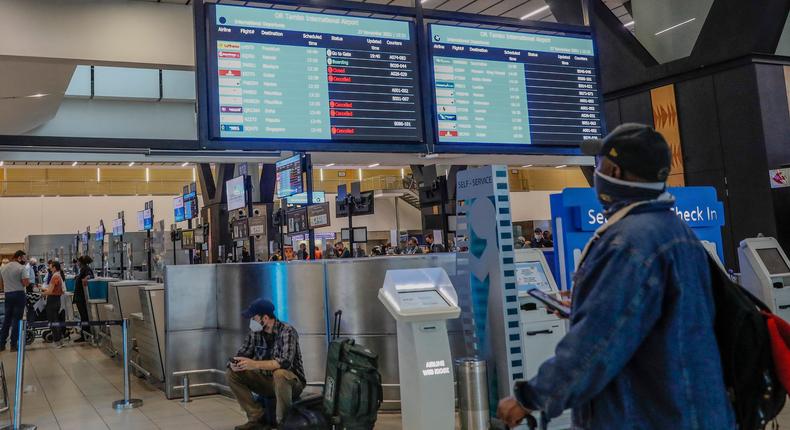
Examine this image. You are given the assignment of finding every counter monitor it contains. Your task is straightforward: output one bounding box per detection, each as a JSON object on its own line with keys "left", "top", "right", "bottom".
{"left": 276, "top": 155, "right": 304, "bottom": 198}
{"left": 184, "top": 191, "right": 198, "bottom": 220}
{"left": 174, "top": 196, "right": 185, "bottom": 222}
{"left": 226, "top": 175, "right": 247, "bottom": 211}
{"left": 429, "top": 24, "right": 602, "bottom": 147}
{"left": 207, "top": 4, "right": 423, "bottom": 143}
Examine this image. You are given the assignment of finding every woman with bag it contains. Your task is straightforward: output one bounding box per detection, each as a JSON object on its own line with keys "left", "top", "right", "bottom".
{"left": 42, "top": 261, "right": 65, "bottom": 348}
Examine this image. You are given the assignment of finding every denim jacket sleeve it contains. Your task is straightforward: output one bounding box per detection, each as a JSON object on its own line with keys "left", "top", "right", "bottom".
{"left": 514, "top": 242, "right": 665, "bottom": 418}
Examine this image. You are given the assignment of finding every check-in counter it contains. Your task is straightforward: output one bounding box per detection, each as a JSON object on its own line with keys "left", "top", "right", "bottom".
{"left": 104, "top": 281, "right": 155, "bottom": 356}
{"left": 135, "top": 285, "right": 166, "bottom": 383}
{"left": 85, "top": 277, "right": 117, "bottom": 349}
{"left": 65, "top": 276, "right": 76, "bottom": 293}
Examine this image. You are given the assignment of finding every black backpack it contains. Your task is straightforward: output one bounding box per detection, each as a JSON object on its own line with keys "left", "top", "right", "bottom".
{"left": 323, "top": 311, "right": 383, "bottom": 430}
{"left": 281, "top": 394, "right": 329, "bottom": 430}
{"left": 708, "top": 254, "right": 787, "bottom": 429}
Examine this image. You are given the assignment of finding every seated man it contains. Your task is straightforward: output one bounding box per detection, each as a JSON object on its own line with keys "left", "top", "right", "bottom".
{"left": 227, "top": 298, "right": 306, "bottom": 430}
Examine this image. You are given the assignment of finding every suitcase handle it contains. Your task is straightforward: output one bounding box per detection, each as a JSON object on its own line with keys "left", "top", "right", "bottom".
{"left": 333, "top": 310, "right": 343, "bottom": 340}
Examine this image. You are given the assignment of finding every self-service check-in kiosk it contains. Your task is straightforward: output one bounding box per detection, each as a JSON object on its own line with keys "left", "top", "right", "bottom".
{"left": 514, "top": 249, "right": 571, "bottom": 429}
{"left": 378, "top": 268, "right": 461, "bottom": 430}
{"left": 738, "top": 237, "right": 790, "bottom": 321}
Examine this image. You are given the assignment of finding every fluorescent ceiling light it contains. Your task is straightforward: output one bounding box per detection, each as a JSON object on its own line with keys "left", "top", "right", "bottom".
{"left": 368, "top": 163, "right": 380, "bottom": 168}
{"left": 96, "top": 167, "right": 101, "bottom": 182}
{"left": 325, "top": 163, "right": 336, "bottom": 167}
{"left": 0, "top": 161, "right": 3, "bottom": 167}
{"left": 320, "top": 168, "right": 324, "bottom": 181}
{"left": 26, "top": 93, "right": 48, "bottom": 98}
{"left": 624, "top": 21, "right": 635, "bottom": 28}
{"left": 128, "top": 162, "right": 135, "bottom": 167}
{"left": 555, "top": 164, "right": 567, "bottom": 169}
{"left": 520, "top": 5, "right": 550, "bottom": 20}
{"left": 521, "top": 164, "right": 533, "bottom": 168}
{"left": 655, "top": 17, "right": 695, "bottom": 36}
{"left": 145, "top": 167, "right": 150, "bottom": 182}
{"left": 181, "top": 162, "right": 189, "bottom": 167}
{"left": 72, "top": 161, "right": 78, "bottom": 167}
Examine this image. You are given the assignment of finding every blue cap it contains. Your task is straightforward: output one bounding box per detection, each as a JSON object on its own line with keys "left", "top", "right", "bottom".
{"left": 242, "top": 298, "right": 275, "bottom": 319}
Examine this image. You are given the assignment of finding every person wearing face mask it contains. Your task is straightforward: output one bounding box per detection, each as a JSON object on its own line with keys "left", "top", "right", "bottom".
{"left": 530, "top": 228, "right": 545, "bottom": 248}
{"left": 0, "top": 251, "right": 31, "bottom": 352}
{"left": 227, "top": 298, "right": 306, "bottom": 430}
{"left": 497, "top": 123, "right": 734, "bottom": 429}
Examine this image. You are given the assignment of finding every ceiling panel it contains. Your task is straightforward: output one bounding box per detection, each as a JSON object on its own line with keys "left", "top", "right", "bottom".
{"left": 477, "top": 0, "right": 531, "bottom": 17}
{"left": 500, "top": 0, "right": 549, "bottom": 20}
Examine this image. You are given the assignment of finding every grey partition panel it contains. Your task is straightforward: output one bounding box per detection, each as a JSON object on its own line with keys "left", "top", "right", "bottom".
{"left": 166, "top": 329, "right": 221, "bottom": 398}
{"left": 215, "top": 261, "right": 327, "bottom": 335}
{"left": 325, "top": 255, "right": 457, "bottom": 336}
{"left": 108, "top": 281, "right": 151, "bottom": 356}
{"left": 166, "top": 264, "right": 218, "bottom": 331}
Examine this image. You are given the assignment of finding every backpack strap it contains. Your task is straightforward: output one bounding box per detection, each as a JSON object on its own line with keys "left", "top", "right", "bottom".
{"left": 576, "top": 200, "right": 652, "bottom": 268}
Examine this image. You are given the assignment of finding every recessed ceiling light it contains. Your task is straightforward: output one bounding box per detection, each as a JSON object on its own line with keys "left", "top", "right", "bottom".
{"left": 368, "top": 163, "right": 380, "bottom": 168}
{"left": 181, "top": 162, "right": 189, "bottom": 167}
{"left": 72, "top": 161, "right": 78, "bottom": 167}
{"left": 128, "top": 162, "right": 135, "bottom": 167}
{"left": 520, "top": 5, "right": 550, "bottom": 20}
{"left": 624, "top": 21, "right": 635, "bottom": 28}
{"left": 655, "top": 17, "right": 695, "bottom": 36}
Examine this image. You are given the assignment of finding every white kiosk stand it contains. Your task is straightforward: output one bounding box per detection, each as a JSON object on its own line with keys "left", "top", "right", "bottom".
{"left": 514, "top": 249, "right": 571, "bottom": 429}
{"left": 738, "top": 237, "right": 790, "bottom": 321}
{"left": 378, "top": 268, "right": 461, "bottom": 430}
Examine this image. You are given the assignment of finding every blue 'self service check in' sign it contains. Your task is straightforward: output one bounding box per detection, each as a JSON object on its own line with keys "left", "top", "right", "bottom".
{"left": 207, "top": 4, "right": 422, "bottom": 142}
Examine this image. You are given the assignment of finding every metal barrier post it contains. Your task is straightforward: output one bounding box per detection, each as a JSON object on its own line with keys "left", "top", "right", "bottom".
{"left": 112, "top": 319, "right": 142, "bottom": 410}
{"left": 181, "top": 375, "right": 191, "bottom": 403}
{"left": 0, "top": 320, "right": 35, "bottom": 430}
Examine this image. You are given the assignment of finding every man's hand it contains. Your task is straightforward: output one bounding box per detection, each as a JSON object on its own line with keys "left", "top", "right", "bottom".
{"left": 497, "top": 397, "right": 531, "bottom": 428}
{"left": 231, "top": 357, "right": 281, "bottom": 372}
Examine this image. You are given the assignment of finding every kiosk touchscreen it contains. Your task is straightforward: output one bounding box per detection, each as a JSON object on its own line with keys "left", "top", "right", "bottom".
{"left": 378, "top": 268, "right": 460, "bottom": 430}
{"left": 738, "top": 237, "right": 790, "bottom": 320}
{"left": 514, "top": 248, "right": 571, "bottom": 429}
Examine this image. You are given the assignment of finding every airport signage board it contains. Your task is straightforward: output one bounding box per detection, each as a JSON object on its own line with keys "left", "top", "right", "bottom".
{"left": 428, "top": 24, "right": 601, "bottom": 148}
{"left": 307, "top": 202, "right": 331, "bottom": 229}
{"left": 550, "top": 186, "right": 725, "bottom": 291}
{"left": 206, "top": 4, "right": 422, "bottom": 144}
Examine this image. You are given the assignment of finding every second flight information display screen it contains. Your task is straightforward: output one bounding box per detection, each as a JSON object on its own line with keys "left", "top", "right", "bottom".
{"left": 207, "top": 4, "right": 423, "bottom": 142}
{"left": 429, "top": 24, "right": 602, "bottom": 146}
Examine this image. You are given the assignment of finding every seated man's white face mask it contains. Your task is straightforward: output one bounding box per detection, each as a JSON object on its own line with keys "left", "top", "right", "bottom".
{"left": 249, "top": 318, "right": 264, "bottom": 333}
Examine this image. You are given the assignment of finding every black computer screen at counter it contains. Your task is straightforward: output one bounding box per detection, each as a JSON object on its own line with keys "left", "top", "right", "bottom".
{"left": 206, "top": 4, "right": 423, "bottom": 143}
{"left": 429, "top": 24, "right": 602, "bottom": 146}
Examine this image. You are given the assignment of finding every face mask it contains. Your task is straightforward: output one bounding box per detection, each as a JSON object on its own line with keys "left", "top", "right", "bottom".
{"left": 534, "top": 234, "right": 542, "bottom": 240}
{"left": 594, "top": 171, "right": 666, "bottom": 212}
{"left": 249, "top": 318, "right": 264, "bottom": 333}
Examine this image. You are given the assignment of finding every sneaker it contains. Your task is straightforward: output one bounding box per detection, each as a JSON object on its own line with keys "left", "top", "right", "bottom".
{"left": 234, "top": 421, "right": 265, "bottom": 430}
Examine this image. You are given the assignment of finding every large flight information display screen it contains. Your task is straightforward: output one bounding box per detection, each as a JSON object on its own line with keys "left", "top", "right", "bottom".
{"left": 429, "top": 24, "right": 602, "bottom": 147}
{"left": 207, "top": 4, "right": 423, "bottom": 142}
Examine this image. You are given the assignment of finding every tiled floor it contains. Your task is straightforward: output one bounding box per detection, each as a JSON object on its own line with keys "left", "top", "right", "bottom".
{"left": 0, "top": 342, "right": 407, "bottom": 430}
{"left": 2, "top": 341, "right": 784, "bottom": 430}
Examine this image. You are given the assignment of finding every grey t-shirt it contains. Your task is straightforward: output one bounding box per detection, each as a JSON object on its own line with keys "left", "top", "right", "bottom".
{"left": 0, "top": 262, "right": 29, "bottom": 293}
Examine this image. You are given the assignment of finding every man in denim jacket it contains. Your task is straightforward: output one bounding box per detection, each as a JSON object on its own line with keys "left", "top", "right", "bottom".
{"left": 498, "top": 124, "right": 735, "bottom": 429}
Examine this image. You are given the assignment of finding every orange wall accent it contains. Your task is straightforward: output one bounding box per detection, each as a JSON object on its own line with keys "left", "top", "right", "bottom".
{"left": 650, "top": 84, "right": 685, "bottom": 186}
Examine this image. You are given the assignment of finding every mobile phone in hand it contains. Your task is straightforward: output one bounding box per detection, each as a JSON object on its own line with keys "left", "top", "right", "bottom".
{"left": 527, "top": 288, "right": 571, "bottom": 318}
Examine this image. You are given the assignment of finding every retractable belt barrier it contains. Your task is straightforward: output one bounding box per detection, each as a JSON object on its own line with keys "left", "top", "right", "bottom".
{"left": 1, "top": 319, "right": 143, "bottom": 430}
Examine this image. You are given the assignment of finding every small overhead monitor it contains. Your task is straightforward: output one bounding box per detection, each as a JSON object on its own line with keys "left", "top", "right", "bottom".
{"left": 515, "top": 261, "right": 552, "bottom": 293}
{"left": 336, "top": 190, "right": 375, "bottom": 217}
{"left": 173, "top": 196, "right": 185, "bottom": 222}
{"left": 341, "top": 227, "right": 368, "bottom": 243}
{"left": 112, "top": 218, "right": 124, "bottom": 237}
{"left": 137, "top": 210, "right": 145, "bottom": 230}
{"left": 757, "top": 248, "right": 790, "bottom": 275}
{"left": 287, "top": 191, "right": 326, "bottom": 206}
{"left": 183, "top": 190, "right": 198, "bottom": 220}
{"left": 286, "top": 207, "right": 308, "bottom": 234}
{"left": 181, "top": 230, "right": 196, "bottom": 250}
{"left": 275, "top": 154, "right": 304, "bottom": 198}
{"left": 96, "top": 223, "right": 105, "bottom": 242}
{"left": 226, "top": 175, "right": 247, "bottom": 211}
{"left": 81, "top": 231, "right": 89, "bottom": 244}
{"left": 143, "top": 208, "right": 153, "bottom": 231}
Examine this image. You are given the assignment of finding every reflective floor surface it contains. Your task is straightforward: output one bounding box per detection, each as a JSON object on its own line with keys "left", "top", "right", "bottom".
{"left": 0, "top": 343, "right": 408, "bottom": 430}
